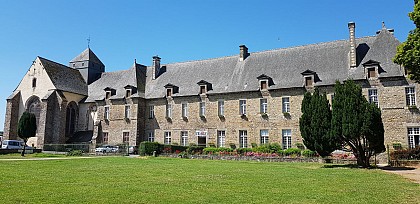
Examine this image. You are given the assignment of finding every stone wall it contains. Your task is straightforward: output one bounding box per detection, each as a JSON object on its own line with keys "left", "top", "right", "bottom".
{"left": 3, "top": 91, "right": 21, "bottom": 140}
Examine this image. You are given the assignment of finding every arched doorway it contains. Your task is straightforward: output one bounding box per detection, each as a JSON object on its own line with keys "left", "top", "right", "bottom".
{"left": 26, "top": 96, "right": 41, "bottom": 132}
{"left": 65, "top": 102, "right": 78, "bottom": 138}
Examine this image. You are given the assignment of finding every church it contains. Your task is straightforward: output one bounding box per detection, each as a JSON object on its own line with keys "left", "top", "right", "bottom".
{"left": 3, "top": 22, "right": 420, "bottom": 151}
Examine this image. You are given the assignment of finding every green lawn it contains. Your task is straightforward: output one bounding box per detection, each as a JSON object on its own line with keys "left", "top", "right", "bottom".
{"left": 0, "top": 157, "right": 418, "bottom": 204}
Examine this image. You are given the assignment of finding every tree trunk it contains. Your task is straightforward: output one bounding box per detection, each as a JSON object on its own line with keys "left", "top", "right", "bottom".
{"left": 356, "top": 152, "right": 370, "bottom": 168}
{"left": 21, "top": 140, "right": 26, "bottom": 157}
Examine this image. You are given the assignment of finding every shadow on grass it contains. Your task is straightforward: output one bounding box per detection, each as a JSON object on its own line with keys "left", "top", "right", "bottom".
{"left": 322, "top": 164, "right": 360, "bottom": 169}
{"left": 378, "top": 166, "right": 416, "bottom": 171}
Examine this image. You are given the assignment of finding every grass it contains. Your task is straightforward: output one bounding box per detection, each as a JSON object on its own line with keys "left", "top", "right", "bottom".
{"left": 0, "top": 153, "right": 66, "bottom": 159}
{"left": 0, "top": 157, "right": 418, "bottom": 204}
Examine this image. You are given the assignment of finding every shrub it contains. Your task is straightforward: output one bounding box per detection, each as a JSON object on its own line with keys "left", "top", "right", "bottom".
{"left": 229, "top": 143, "right": 236, "bottom": 149}
{"left": 284, "top": 148, "right": 302, "bottom": 156}
{"left": 251, "top": 143, "right": 258, "bottom": 148}
{"left": 236, "top": 148, "right": 253, "bottom": 155}
{"left": 295, "top": 143, "right": 305, "bottom": 150}
{"left": 187, "top": 146, "right": 205, "bottom": 155}
{"left": 217, "top": 147, "right": 233, "bottom": 153}
{"left": 391, "top": 147, "right": 420, "bottom": 160}
{"left": 139, "top": 142, "right": 161, "bottom": 156}
{"left": 66, "top": 150, "right": 83, "bottom": 156}
{"left": 302, "top": 149, "right": 316, "bottom": 157}
{"left": 392, "top": 143, "right": 402, "bottom": 150}
{"left": 268, "top": 143, "right": 282, "bottom": 153}
{"left": 208, "top": 143, "right": 216, "bottom": 147}
{"left": 203, "top": 147, "right": 218, "bottom": 154}
{"left": 253, "top": 144, "right": 273, "bottom": 153}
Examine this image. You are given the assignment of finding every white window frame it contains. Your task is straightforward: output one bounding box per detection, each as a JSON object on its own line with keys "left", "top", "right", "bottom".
{"left": 125, "top": 89, "right": 131, "bottom": 98}
{"left": 199, "top": 101, "right": 206, "bottom": 117}
{"left": 408, "top": 127, "right": 420, "bottom": 148}
{"left": 239, "top": 99, "right": 247, "bottom": 115}
{"left": 239, "top": 130, "right": 248, "bottom": 148}
{"left": 123, "top": 132, "right": 130, "bottom": 143}
{"left": 368, "top": 89, "right": 379, "bottom": 107}
{"left": 148, "top": 105, "right": 154, "bottom": 119}
{"left": 124, "top": 105, "right": 131, "bottom": 119}
{"left": 218, "top": 100, "right": 224, "bottom": 116}
{"left": 103, "top": 132, "right": 108, "bottom": 144}
{"left": 148, "top": 131, "right": 155, "bottom": 142}
{"left": 260, "top": 98, "right": 268, "bottom": 114}
{"left": 260, "top": 129, "right": 269, "bottom": 144}
{"left": 166, "top": 103, "right": 172, "bottom": 118}
{"left": 217, "top": 130, "right": 226, "bottom": 147}
{"left": 260, "top": 79, "right": 268, "bottom": 90}
{"left": 282, "top": 129, "right": 292, "bottom": 149}
{"left": 181, "top": 131, "right": 188, "bottom": 146}
{"left": 282, "top": 97, "right": 290, "bottom": 113}
{"left": 182, "top": 102, "right": 188, "bottom": 118}
{"left": 405, "top": 87, "right": 416, "bottom": 106}
{"left": 104, "top": 106, "right": 110, "bottom": 120}
{"left": 164, "top": 131, "right": 171, "bottom": 145}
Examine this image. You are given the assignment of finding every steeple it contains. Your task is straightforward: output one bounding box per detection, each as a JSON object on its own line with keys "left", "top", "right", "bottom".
{"left": 69, "top": 48, "right": 105, "bottom": 85}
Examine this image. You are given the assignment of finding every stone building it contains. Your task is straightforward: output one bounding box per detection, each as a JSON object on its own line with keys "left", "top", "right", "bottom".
{"left": 3, "top": 22, "right": 420, "bottom": 150}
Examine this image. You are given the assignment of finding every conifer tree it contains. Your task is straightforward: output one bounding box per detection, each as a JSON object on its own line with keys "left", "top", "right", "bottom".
{"left": 17, "top": 112, "right": 37, "bottom": 157}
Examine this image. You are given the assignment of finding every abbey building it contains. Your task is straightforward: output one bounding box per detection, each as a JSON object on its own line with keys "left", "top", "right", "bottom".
{"left": 3, "top": 22, "right": 420, "bottom": 150}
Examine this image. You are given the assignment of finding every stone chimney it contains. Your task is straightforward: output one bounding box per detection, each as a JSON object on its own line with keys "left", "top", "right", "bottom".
{"left": 239, "top": 45, "right": 249, "bottom": 61}
{"left": 348, "top": 22, "right": 357, "bottom": 68}
{"left": 152, "top": 56, "right": 161, "bottom": 80}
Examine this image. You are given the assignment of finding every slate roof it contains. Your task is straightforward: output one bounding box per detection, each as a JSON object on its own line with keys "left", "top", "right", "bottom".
{"left": 85, "top": 62, "right": 146, "bottom": 102}
{"left": 70, "top": 48, "right": 104, "bottom": 66}
{"left": 144, "top": 29, "right": 403, "bottom": 99}
{"left": 39, "top": 57, "right": 88, "bottom": 96}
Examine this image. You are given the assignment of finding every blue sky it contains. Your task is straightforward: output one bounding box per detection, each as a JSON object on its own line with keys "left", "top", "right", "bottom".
{"left": 0, "top": 0, "right": 415, "bottom": 131}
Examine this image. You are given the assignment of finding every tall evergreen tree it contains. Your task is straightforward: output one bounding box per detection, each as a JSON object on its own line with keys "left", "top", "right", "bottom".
{"left": 17, "top": 111, "right": 37, "bottom": 157}
{"left": 394, "top": 0, "right": 420, "bottom": 81}
{"left": 331, "top": 80, "right": 385, "bottom": 167}
{"left": 299, "top": 88, "right": 339, "bottom": 157}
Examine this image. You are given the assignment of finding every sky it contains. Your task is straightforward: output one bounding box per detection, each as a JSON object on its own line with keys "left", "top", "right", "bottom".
{"left": 0, "top": 0, "right": 415, "bottom": 131}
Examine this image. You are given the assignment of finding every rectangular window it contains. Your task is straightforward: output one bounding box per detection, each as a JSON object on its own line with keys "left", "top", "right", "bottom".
{"left": 368, "top": 89, "right": 379, "bottom": 107}
{"left": 148, "top": 131, "right": 155, "bottom": 142}
{"left": 106, "top": 91, "right": 111, "bottom": 99}
{"left": 125, "top": 89, "right": 131, "bottom": 98}
{"left": 200, "top": 85, "right": 206, "bottom": 94}
{"left": 408, "top": 127, "right": 420, "bottom": 148}
{"left": 260, "top": 80, "right": 268, "bottom": 90}
{"left": 260, "top": 98, "right": 268, "bottom": 114}
{"left": 166, "top": 104, "right": 172, "bottom": 118}
{"left": 199, "top": 102, "right": 206, "bottom": 117}
{"left": 164, "top": 132, "right": 171, "bottom": 145}
{"left": 239, "top": 100, "right": 247, "bottom": 115}
{"left": 166, "top": 88, "right": 172, "bottom": 97}
{"left": 305, "top": 77, "right": 313, "bottom": 86}
{"left": 239, "top": 130, "right": 248, "bottom": 148}
{"left": 123, "top": 132, "right": 130, "bottom": 143}
{"left": 182, "top": 102, "right": 188, "bottom": 118}
{"left": 282, "top": 97, "right": 290, "bottom": 113}
{"left": 218, "top": 100, "right": 224, "bottom": 116}
{"left": 282, "top": 129, "right": 292, "bottom": 149}
{"left": 103, "top": 132, "right": 108, "bottom": 144}
{"left": 406, "top": 87, "right": 416, "bottom": 106}
{"left": 125, "top": 105, "right": 130, "bottom": 119}
{"left": 181, "top": 131, "right": 188, "bottom": 146}
{"left": 104, "top": 106, "right": 110, "bottom": 120}
{"left": 217, "top": 130, "right": 226, "bottom": 147}
{"left": 148, "top": 106, "right": 154, "bottom": 119}
{"left": 260, "top": 129, "right": 269, "bottom": 144}
{"left": 368, "top": 68, "right": 376, "bottom": 78}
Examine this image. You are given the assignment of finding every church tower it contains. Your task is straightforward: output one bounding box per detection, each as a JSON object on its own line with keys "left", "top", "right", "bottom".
{"left": 69, "top": 48, "right": 105, "bottom": 84}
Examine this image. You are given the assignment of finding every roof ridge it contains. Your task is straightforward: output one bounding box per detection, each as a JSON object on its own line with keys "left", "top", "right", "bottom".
{"left": 38, "top": 56, "right": 72, "bottom": 69}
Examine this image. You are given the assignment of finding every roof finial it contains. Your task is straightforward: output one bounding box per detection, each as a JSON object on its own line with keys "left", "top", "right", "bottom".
{"left": 382, "top": 21, "right": 386, "bottom": 29}
{"left": 87, "top": 35, "right": 91, "bottom": 48}
{"left": 134, "top": 59, "right": 137, "bottom": 64}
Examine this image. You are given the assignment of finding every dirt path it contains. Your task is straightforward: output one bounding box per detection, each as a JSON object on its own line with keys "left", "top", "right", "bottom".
{"left": 380, "top": 165, "right": 420, "bottom": 184}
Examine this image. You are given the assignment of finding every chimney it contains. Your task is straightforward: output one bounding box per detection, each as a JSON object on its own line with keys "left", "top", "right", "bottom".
{"left": 239, "top": 45, "right": 249, "bottom": 61}
{"left": 348, "top": 22, "right": 357, "bottom": 68}
{"left": 152, "top": 56, "right": 161, "bottom": 80}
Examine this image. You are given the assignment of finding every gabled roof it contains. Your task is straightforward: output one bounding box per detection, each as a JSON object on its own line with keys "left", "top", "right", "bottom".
{"left": 70, "top": 48, "right": 104, "bottom": 66}
{"left": 362, "top": 59, "right": 380, "bottom": 66}
{"left": 39, "top": 57, "right": 88, "bottom": 95}
{"left": 300, "top": 70, "right": 317, "bottom": 76}
{"left": 145, "top": 31, "right": 403, "bottom": 98}
{"left": 85, "top": 63, "right": 146, "bottom": 102}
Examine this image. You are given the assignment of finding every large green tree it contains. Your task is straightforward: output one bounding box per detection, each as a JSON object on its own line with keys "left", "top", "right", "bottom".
{"left": 394, "top": 0, "right": 420, "bottom": 81}
{"left": 17, "top": 111, "right": 37, "bottom": 157}
{"left": 331, "top": 80, "right": 385, "bottom": 167}
{"left": 299, "top": 88, "right": 340, "bottom": 157}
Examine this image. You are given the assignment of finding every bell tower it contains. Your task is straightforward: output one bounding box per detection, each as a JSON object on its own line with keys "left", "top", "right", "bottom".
{"left": 69, "top": 48, "right": 105, "bottom": 84}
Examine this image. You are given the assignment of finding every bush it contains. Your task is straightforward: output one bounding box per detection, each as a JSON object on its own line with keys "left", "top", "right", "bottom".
{"left": 302, "top": 149, "right": 316, "bottom": 157}
{"left": 217, "top": 147, "right": 233, "bottom": 153}
{"left": 237, "top": 148, "right": 253, "bottom": 155}
{"left": 391, "top": 147, "right": 420, "bottom": 160}
{"left": 268, "top": 143, "right": 282, "bottom": 153}
{"left": 253, "top": 144, "right": 273, "bottom": 153}
{"left": 295, "top": 143, "right": 305, "bottom": 150}
{"left": 284, "top": 148, "right": 302, "bottom": 156}
{"left": 66, "top": 150, "right": 83, "bottom": 156}
{"left": 139, "top": 142, "right": 161, "bottom": 156}
{"left": 251, "top": 143, "right": 258, "bottom": 148}
{"left": 203, "top": 147, "right": 218, "bottom": 154}
{"left": 187, "top": 146, "right": 205, "bottom": 155}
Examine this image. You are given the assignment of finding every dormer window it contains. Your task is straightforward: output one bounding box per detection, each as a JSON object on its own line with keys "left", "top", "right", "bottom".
{"left": 104, "top": 87, "right": 116, "bottom": 100}
{"left": 301, "top": 70, "right": 317, "bottom": 87}
{"left": 363, "top": 60, "right": 380, "bottom": 79}
{"left": 197, "top": 80, "right": 212, "bottom": 95}
{"left": 124, "top": 85, "right": 136, "bottom": 98}
{"left": 257, "top": 74, "right": 273, "bottom": 90}
{"left": 106, "top": 91, "right": 111, "bottom": 99}
{"left": 164, "top": 83, "right": 179, "bottom": 98}
{"left": 126, "top": 89, "right": 131, "bottom": 98}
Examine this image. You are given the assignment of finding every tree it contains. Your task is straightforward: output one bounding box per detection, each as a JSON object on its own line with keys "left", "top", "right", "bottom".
{"left": 299, "top": 88, "right": 340, "bottom": 157}
{"left": 331, "top": 80, "right": 385, "bottom": 167}
{"left": 17, "top": 111, "right": 37, "bottom": 156}
{"left": 394, "top": 0, "right": 420, "bottom": 81}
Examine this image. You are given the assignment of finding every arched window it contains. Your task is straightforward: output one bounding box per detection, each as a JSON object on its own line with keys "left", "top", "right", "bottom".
{"left": 26, "top": 96, "right": 41, "bottom": 131}
{"left": 65, "top": 102, "right": 78, "bottom": 137}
